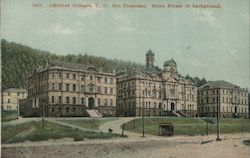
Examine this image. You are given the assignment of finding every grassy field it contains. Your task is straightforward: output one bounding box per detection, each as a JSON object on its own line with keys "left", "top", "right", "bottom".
{"left": 1, "top": 121, "right": 119, "bottom": 144}
{"left": 125, "top": 117, "right": 250, "bottom": 136}
{"left": 59, "top": 118, "right": 115, "bottom": 130}
{"left": 1, "top": 110, "right": 18, "bottom": 122}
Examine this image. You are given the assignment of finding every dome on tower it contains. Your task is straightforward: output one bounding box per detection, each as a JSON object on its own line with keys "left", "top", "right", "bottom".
{"left": 146, "top": 49, "right": 154, "bottom": 56}
{"left": 164, "top": 58, "right": 176, "bottom": 66}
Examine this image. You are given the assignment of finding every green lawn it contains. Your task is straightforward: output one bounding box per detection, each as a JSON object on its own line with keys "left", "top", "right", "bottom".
{"left": 125, "top": 117, "right": 250, "bottom": 136}
{"left": 59, "top": 118, "right": 115, "bottom": 130}
{"left": 1, "top": 110, "right": 18, "bottom": 122}
{"left": 1, "top": 121, "right": 119, "bottom": 144}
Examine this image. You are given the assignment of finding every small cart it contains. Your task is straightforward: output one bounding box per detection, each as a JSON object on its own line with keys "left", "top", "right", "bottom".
{"left": 158, "top": 123, "right": 174, "bottom": 136}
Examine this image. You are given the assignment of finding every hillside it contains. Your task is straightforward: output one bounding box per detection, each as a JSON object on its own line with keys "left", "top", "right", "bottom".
{"left": 1, "top": 39, "right": 207, "bottom": 90}
{"left": 1, "top": 39, "right": 145, "bottom": 89}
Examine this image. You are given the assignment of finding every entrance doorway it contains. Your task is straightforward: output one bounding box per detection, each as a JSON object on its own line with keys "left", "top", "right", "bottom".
{"left": 234, "top": 106, "right": 237, "bottom": 113}
{"left": 171, "top": 102, "right": 175, "bottom": 111}
{"left": 88, "top": 97, "right": 95, "bottom": 109}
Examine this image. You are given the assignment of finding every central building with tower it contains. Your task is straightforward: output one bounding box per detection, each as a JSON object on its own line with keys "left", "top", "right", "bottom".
{"left": 116, "top": 49, "right": 198, "bottom": 117}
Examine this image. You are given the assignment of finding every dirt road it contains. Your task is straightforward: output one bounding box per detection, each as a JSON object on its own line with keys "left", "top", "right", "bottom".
{"left": 2, "top": 133, "right": 250, "bottom": 158}
{"left": 2, "top": 118, "right": 250, "bottom": 158}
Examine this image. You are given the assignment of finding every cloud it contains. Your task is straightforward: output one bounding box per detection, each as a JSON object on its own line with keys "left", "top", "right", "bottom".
{"left": 240, "top": 13, "right": 249, "bottom": 22}
{"left": 195, "top": 10, "right": 222, "bottom": 29}
{"left": 50, "top": 23, "right": 73, "bottom": 35}
{"left": 111, "top": 14, "right": 136, "bottom": 32}
{"left": 39, "top": 23, "right": 73, "bottom": 35}
{"left": 77, "top": 6, "right": 104, "bottom": 18}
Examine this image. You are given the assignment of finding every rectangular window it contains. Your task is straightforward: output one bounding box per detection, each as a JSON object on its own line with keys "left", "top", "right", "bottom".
{"left": 66, "top": 97, "right": 70, "bottom": 104}
{"left": 66, "top": 107, "right": 69, "bottom": 112}
{"left": 105, "top": 77, "right": 108, "bottom": 84}
{"left": 98, "top": 77, "right": 101, "bottom": 83}
{"left": 98, "top": 98, "right": 100, "bottom": 106}
{"left": 59, "top": 83, "right": 62, "bottom": 90}
{"left": 73, "top": 84, "right": 76, "bottom": 91}
{"left": 81, "top": 75, "right": 85, "bottom": 81}
{"left": 110, "top": 88, "right": 113, "bottom": 95}
{"left": 58, "top": 96, "right": 62, "bottom": 103}
{"left": 110, "top": 99, "right": 113, "bottom": 106}
{"left": 73, "top": 74, "right": 76, "bottom": 80}
{"left": 105, "top": 87, "right": 108, "bottom": 94}
{"left": 66, "top": 73, "right": 70, "bottom": 79}
{"left": 81, "top": 97, "right": 85, "bottom": 105}
{"left": 81, "top": 85, "right": 84, "bottom": 92}
{"left": 52, "top": 72, "right": 55, "bottom": 78}
{"left": 59, "top": 72, "right": 62, "bottom": 78}
{"left": 66, "top": 84, "right": 70, "bottom": 91}
{"left": 52, "top": 83, "right": 55, "bottom": 90}
{"left": 105, "top": 99, "right": 107, "bottom": 106}
{"left": 110, "top": 78, "right": 113, "bottom": 84}
{"left": 90, "top": 76, "right": 93, "bottom": 80}
{"left": 98, "top": 87, "right": 101, "bottom": 93}
{"left": 73, "top": 97, "right": 76, "bottom": 104}
{"left": 52, "top": 96, "right": 54, "bottom": 103}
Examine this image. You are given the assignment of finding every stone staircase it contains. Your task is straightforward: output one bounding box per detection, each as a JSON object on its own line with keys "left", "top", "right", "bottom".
{"left": 86, "top": 109, "right": 102, "bottom": 117}
{"left": 176, "top": 111, "right": 188, "bottom": 117}
{"left": 172, "top": 111, "right": 181, "bottom": 117}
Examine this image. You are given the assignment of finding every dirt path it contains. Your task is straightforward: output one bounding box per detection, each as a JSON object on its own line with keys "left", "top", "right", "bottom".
{"left": 2, "top": 117, "right": 42, "bottom": 127}
{"left": 99, "top": 117, "right": 141, "bottom": 137}
{"left": 2, "top": 133, "right": 250, "bottom": 158}
{"left": 2, "top": 117, "right": 250, "bottom": 158}
{"left": 46, "top": 119, "right": 100, "bottom": 133}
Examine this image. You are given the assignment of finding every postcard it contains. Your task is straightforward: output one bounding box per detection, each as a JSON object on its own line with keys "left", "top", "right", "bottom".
{"left": 1, "top": 0, "right": 250, "bottom": 158}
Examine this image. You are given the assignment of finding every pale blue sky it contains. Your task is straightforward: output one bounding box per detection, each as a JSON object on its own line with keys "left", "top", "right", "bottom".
{"left": 1, "top": 0, "right": 249, "bottom": 88}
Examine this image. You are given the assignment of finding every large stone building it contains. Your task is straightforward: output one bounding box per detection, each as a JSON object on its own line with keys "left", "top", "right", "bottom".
{"left": 20, "top": 61, "right": 116, "bottom": 117}
{"left": 1, "top": 88, "right": 27, "bottom": 110}
{"left": 116, "top": 50, "right": 198, "bottom": 117}
{"left": 248, "top": 92, "right": 250, "bottom": 118}
{"left": 198, "top": 81, "right": 249, "bottom": 118}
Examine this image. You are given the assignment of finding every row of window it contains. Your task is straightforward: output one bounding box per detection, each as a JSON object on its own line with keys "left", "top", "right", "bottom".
{"left": 6, "top": 92, "right": 26, "bottom": 97}
{"left": 51, "top": 71, "right": 114, "bottom": 84}
{"left": 199, "top": 106, "right": 248, "bottom": 113}
{"left": 51, "top": 96, "right": 114, "bottom": 106}
{"left": 50, "top": 107, "right": 84, "bottom": 113}
{"left": 199, "top": 97, "right": 248, "bottom": 105}
{"left": 49, "top": 83, "right": 114, "bottom": 94}
{"left": 199, "top": 90, "right": 247, "bottom": 97}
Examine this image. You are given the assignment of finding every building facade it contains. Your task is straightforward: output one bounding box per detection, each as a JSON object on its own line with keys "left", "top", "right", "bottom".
{"left": 1, "top": 88, "right": 27, "bottom": 110}
{"left": 20, "top": 62, "right": 116, "bottom": 117}
{"left": 116, "top": 50, "right": 198, "bottom": 117}
{"left": 248, "top": 93, "right": 250, "bottom": 118}
{"left": 198, "top": 81, "right": 249, "bottom": 118}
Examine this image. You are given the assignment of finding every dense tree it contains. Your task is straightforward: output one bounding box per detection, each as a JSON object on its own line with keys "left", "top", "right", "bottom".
{"left": 1, "top": 39, "right": 145, "bottom": 89}
{"left": 2, "top": 39, "right": 207, "bottom": 90}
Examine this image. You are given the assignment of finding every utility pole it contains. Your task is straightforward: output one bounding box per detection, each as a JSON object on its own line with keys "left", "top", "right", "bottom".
{"left": 241, "top": 117, "right": 244, "bottom": 134}
{"left": 142, "top": 94, "right": 145, "bottom": 137}
{"left": 216, "top": 88, "right": 221, "bottom": 141}
{"left": 42, "top": 100, "right": 45, "bottom": 132}
{"left": 16, "top": 99, "right": 20, "bottom": 119}
{"left": 142, "top": 87, "right": 147, "bottom": 137}
{"left": 133, "top": 117, "right": 136, "bottom": 128}
{"left": 206, "top": 121, "right": 208, "bottom": 136}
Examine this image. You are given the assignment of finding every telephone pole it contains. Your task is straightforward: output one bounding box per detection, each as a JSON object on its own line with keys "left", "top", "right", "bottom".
{"left": 216, "top": 89, "right": 221, "bottom": 141}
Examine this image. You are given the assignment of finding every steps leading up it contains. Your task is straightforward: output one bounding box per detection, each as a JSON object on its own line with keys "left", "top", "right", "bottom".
{"left": 86, "top": 109, "right": 102, "bottom": 117}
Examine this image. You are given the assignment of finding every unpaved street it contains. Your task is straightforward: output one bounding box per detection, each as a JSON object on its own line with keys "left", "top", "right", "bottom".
{"left": 2, "top": 133, "right": 250, "bottom": 158}
{"left": 2, "top": 118, "right": 250, "bottom": 158}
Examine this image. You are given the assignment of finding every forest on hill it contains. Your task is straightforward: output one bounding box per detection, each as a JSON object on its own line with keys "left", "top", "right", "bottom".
{"left": 1, "top": 39, "right": 207, "bottom": 90}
